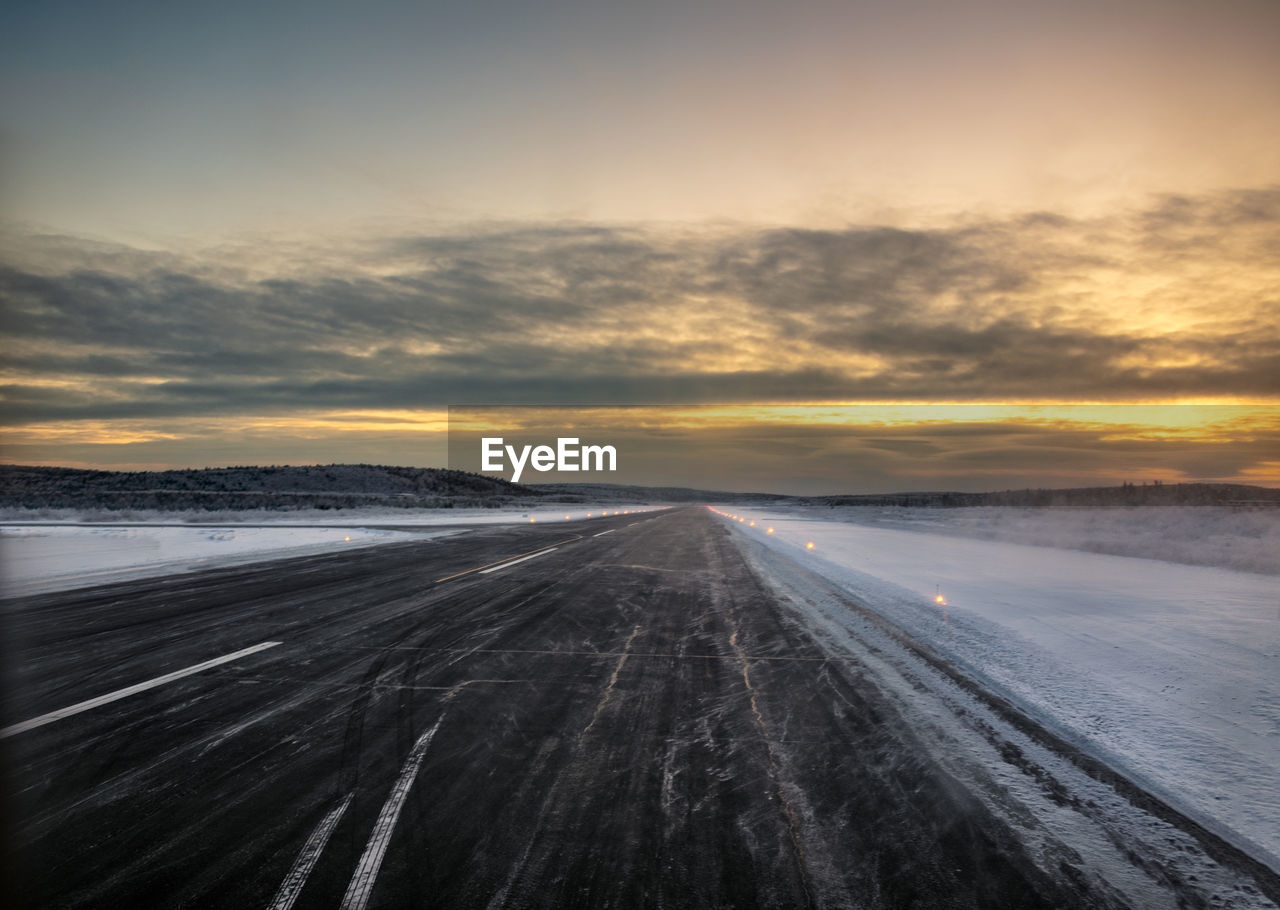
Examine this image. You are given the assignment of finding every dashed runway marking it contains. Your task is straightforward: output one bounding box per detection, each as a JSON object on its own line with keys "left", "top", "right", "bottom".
{"left": 434, "top": 536, "right": 581, "bottom": 583}
{"left": 478, "top": 547, "right": 558, "bottom": 575}
{"left": 1, "top": 641, "right": 283, "bottom": 739}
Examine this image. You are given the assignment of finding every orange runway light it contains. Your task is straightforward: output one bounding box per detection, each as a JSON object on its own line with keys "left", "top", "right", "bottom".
{"left": 806, "top": 542, "right": 815, "bottom": 549}
{"left": 767, "top": 527, "right": 774, "bottom": 533}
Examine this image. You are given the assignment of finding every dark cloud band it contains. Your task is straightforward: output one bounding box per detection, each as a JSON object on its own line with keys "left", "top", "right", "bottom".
{"left": 3, "top": 186, "right": 1277, "bottom": 425}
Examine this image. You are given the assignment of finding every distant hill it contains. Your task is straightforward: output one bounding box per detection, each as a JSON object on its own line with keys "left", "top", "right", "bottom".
{"left": 529, "top": 482, "right": 790, "bottom": 504}
{"left": 1, "top": 465, "right": 1275, "bottom": 513}
{"left": 0, "top": 464, "right": 540, "bottom": 512}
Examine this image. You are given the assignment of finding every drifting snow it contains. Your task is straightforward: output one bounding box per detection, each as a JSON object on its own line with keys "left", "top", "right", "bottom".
{"left": 0, "top": 503, "right": 653, "bottom": 526}
{"left": 0, "top": 504, "right": 656, "bottom": 597}
{"left": 0, "top": 526, "right": 444, "bottom": 596}
{"left": 774, "top": 504, "right": 1280, "bottom": 575}
{"left": 717, "top": 506, "right": 1280, "bottom": 874}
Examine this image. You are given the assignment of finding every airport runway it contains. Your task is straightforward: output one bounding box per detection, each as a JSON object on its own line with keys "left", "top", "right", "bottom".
{"left": 3, "top": 507, "right": 1274, "bottom": 908}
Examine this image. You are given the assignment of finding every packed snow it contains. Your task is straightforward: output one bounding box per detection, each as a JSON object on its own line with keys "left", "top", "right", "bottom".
{"left": 0, "top": 526, "right": 447, "bottom": 596}
{"left": 0, "top": 503, "right": 655, "bottom": 526}
{"left": 775, "top": 504, "right": 1280, "bottom": 575}
{"left": 715, "top": 505, "right": 1280, "bottom": 874}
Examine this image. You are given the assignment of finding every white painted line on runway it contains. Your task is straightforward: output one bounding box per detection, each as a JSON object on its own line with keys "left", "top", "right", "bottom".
{"left": 593, "top": 529, "right": 615, "bottom": 537}
{"left": 268, "top": 793, "right": 354, "bottom": 910}
{"left": 340, "top": 716, "right": 445, "bottom": 910}
{"left": 477, "top": 547, "right": 558, "bottom": 574}
{"left": 0, "top": 641, "right": 283, "bottom": 739}
{"left": 434, "top": 535, "right": 581, "bottom": 583}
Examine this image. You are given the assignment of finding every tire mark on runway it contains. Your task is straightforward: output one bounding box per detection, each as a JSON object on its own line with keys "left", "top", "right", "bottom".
{"left": 231, "top": 673, "right": 533, "bottom": 694}
{"left": 485, "top": 621, "right": 648, "bottom": 908}
{"left": 329, "top": 573, "right": 598, "bottom": 906}
{"left": 267, "top": 793, "right": 354, "bottom": 910}
{"left": 728, "top": 623, "right": 816, "bottom": 908}
{"left": 17, "top": 670, "right": 350, "bottom": 843}
{"left": 336, "top": 648, "right": 400, "bottom": 796}
{"left": 339, "top": 644, "right": 838, "bottom": 661}
{"left": 340, "top": 715, "right": 446, "bottom": 910}
{"left": 579, "top": 624, "right": 641, "bottom": 741}
{"left": 329, "top": 581, "right": 548, "bottom": 799}
{"left": 596, "top": 563, "right": 713, "bottom": 575}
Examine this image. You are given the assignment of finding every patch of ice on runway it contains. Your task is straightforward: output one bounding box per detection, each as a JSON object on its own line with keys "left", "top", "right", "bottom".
{"left": 0, "top": 525, "right": 446, "bottom": 596}
{"left": 716, "top": 506, "right": 1280, "bottom": 874}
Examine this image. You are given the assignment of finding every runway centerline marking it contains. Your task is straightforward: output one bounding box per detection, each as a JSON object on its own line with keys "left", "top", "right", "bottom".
{"left": 478, "top": 547, "right": 557, "bottom": 574}
{"left": 340, "top": 715, "right": 445, "bottom": 910}
{"left": 593, "top": 529, "right": 615, "bottom": 537}
{"left": 343, "top": 645, "right": 837, "bottom": 662}
{"left": 0, "top": 641, "right": 283, "bottom": 739}
{"left": 434, "top": 535, "right": 581, "bottom": 583}
{"left": 268, "top": 793, "right": 354, "bottom": 910}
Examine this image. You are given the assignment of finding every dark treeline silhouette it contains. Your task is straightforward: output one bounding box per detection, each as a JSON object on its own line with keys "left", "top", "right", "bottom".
{"left": 1, "top": 464, "right": 1276, "bottom": 513}
{"left": 817, "top": 482, "right": 1280, "bottom": 508}
{"left": 0, "top": 464, "right": 539, "bottom": 512}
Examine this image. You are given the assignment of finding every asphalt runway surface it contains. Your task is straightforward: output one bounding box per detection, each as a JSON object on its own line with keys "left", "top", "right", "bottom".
{"left": 3, "top": 507, "right": 1276, "bottom": 908}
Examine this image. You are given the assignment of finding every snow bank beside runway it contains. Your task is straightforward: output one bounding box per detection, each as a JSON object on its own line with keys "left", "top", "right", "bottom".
{"left": 0, "top": 503, "right": 656, "bottom": 527}
{"left": 774, "top": 504, "right": 1280, "bottom": 575}
{"left": 0, "top": 505, "right": 659, "bottom": 596}
{"left": 0, "top": 525, "right": 444, "bottom": 596}
{"left": 715, "top": 506, "right": 1280, "bottom": 873}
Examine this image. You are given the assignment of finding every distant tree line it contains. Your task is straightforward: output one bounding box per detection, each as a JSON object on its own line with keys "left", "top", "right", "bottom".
{"left": 0, "top": 464, "right": 541, "bottom": 512}
{"left": 817, "top": 482, "right": 1280, "bottom": 508}
{"left": 2, "top": 465, "right": 1275, "bottom": 513}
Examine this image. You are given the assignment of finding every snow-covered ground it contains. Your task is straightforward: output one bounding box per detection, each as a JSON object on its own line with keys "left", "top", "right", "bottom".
{"left": 772, "top": 504, "right": 1280, "bottom": 574}
{"left": 0, "top": 525, "right": 449, "bottom": 596}
{"left": 0, "top": 504, "right": 657, "bottom": 597}
{"left": 0, "top": 503, "right": 657, "bottom": 526}
{"left": 714, "top": 506, "right": 1280, "bottom": 874}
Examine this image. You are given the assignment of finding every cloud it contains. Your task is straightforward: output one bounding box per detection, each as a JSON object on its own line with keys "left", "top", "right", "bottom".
{"left": 2, "top": 187, "right": 1278, "bottom": 431}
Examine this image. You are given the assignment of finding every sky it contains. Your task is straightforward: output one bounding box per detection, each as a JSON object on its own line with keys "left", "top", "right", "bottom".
{"left": 2, "top": 0, "right": 1278, "bottom": 493}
